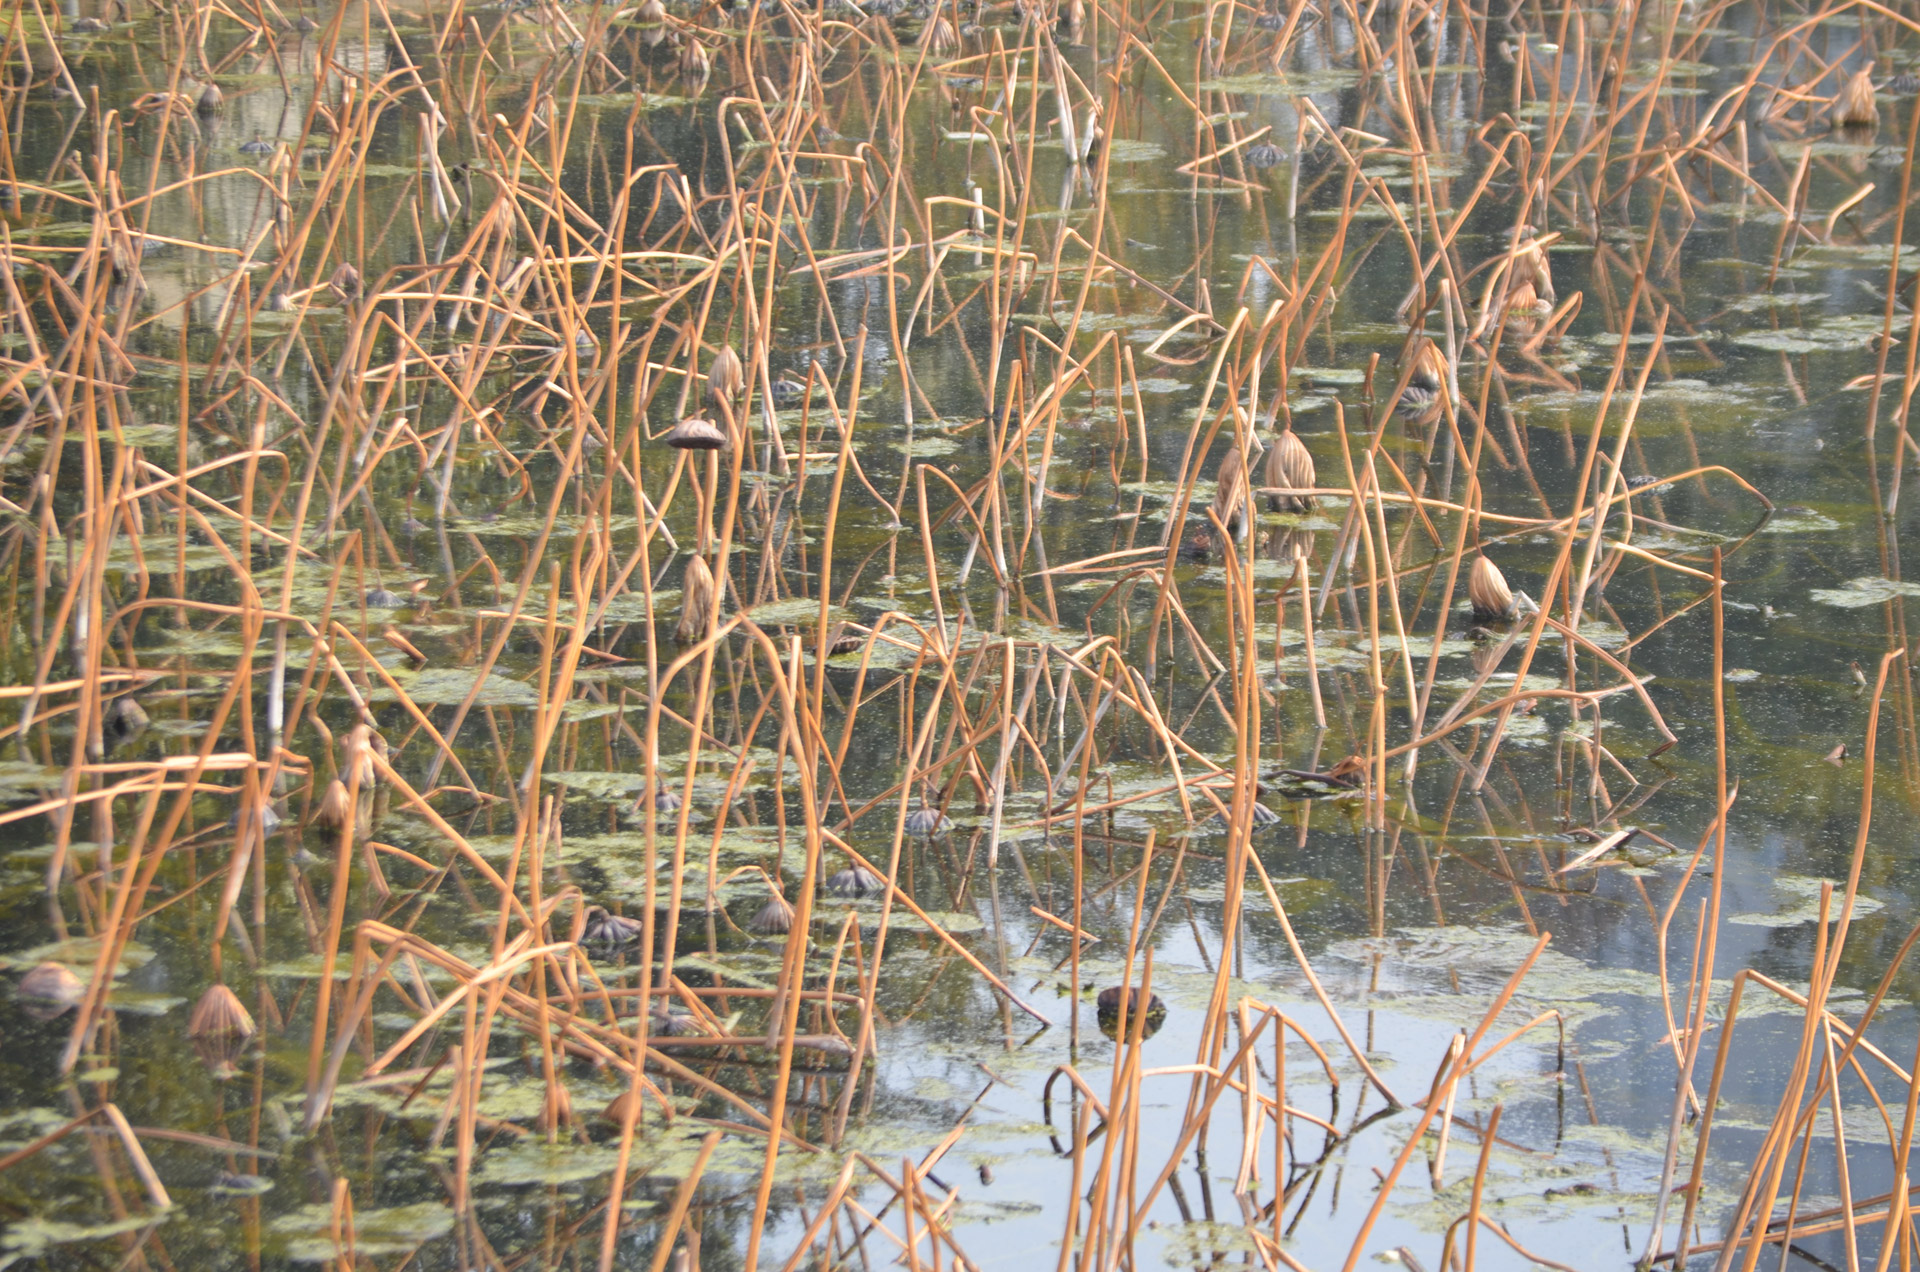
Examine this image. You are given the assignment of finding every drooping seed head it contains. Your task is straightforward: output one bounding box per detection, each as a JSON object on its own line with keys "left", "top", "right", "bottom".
{"left": 329, "top": 262, "right": 362, "bottom": 303}
{"left": 677, "top": 555, "right": 715, "bottom": 644}
{"left": 749, "top": 894, "right": 795, "bottom": 935}
{"left": 17, "top": 962, "right": 84, "bottom": 1018}
{"left": 905, "top": 806, "right": 950, "bottom": 837}
{"left": 1832, "top": 67, "right": 1879, "bottom": 127}
{"left": 1264, "top": 428, "right": 1316, "bottom": 513}
{"left": 583, "top": 905, "right": 645, "bottom": 946}
{"left": 1503, "top": 276, "right": 1540, "bottom": 317}
{"left": 345, "top": 723, "right": 383, "bottom": 788}
{"left": 1468, "top": 555, "right": 1516, "bottom": 622}
{"left": 313, "top": 778, "right": 354, "bottom": 833}
{"left": 1211, "top": 446, "right": 1249, "bottom": 541}
{"left": 1406, "top": 338, "right": 1449, "bottom": 397}
{"left": 707, "top": 344, "right": 744, "bottom": 403}
{"left": 1512, "top": 236, "right": 1555, "bottom": 305}
{"left": 920, "top": 13, "right": 958, "bottom": 54}
{"left": 188, "top": 983, "right": 256, "bottom": 1040}
{"left": 826, "top": 865, "right": 885, "bottom": 897}
{"left": 680, "top": 38, "right": 711, "bottom": 81}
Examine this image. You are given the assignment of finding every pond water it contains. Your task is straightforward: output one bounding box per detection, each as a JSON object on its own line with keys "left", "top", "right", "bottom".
{"left": 1, "top": 0, "right": 1919, "bottom": 1269}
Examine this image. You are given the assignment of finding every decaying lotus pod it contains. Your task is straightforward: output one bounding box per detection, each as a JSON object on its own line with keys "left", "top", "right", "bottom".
{"left": 826, "top": 864, "right": 884, "bottom": 897}
{"left": 706, "top": 344, "right": 744, "bottom": 405}
{"left": 188, "top": 983, "right": 256, "bottom": 1040}
{"left": 1504, "top": 275, "right": 1541, "bottom": 317}
{"left": 328, "top": 261, "right": 362, "bottom": 303}
{"left": 749, "top": 893, "right": 794, "bottom": 935}
{"left": 17, "top": 962, "right": 84, "bottom": 1019}
{"left": 676, "top": 554, "right": 715, "bottom": 644}
{"left": 1246, "top": 141, "right": 1286, "bottom": 169}
{"left": 344, "top": 722, "right": 383, "bottom": 788}
{"left": 1512, "top": 233, "right": 1555, "bottom": 306}
{"left": 1402, "top": 337, "right": 1452, "bottom": 407}
{"left": 1264, "top": 428, "right": 1315, "bottom": 512}
{"left": 921, "top": 13, "right": 958, "bottom": 54}
{"left": 664, "top": 417, "right": 728, "bottom": 450}
{"left": 313, "top": 778, "right": 354, "bottom": 833}
{"left": 1211, "top": 445, "right": 1249, "bottom": 541}
{"left": 1468, "top": 555, "right": 1516, "bottom": 622}
{"left": 583, "top": 905, "right": 644, "bottom": 946}
{"left": 1832, "top": 67, "right": 1878, "bottom": 128}
{"left": 639, "top": 0, "right": 668, "bottom": 45}
{"left": 680, "top": 38, "right": 710, "bottom": 82}
{"left": 905, "top": 806, "right": 949, "bottom": 837}
{"left": 602, "top": 1090, "right": 640, "bottom": 1125}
